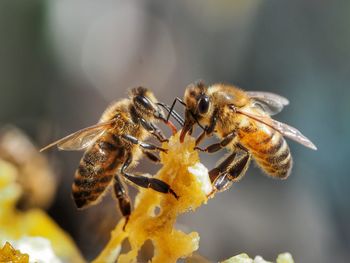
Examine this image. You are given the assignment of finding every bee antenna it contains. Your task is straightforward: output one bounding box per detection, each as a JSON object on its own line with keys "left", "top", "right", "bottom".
{"left": 166, "top": 97, "right": 186, "bottom": 121}
{"left": 194, "top": 79, "right": 206, "bottom": 89}
{"left": 189, "top": 111, "right": 206, "bottom": 131}
{"left": 158, "top": 98, "right": 206, "bottom": 132}
{"left": 157, "top": 102, "right": 184, "bottom": 127}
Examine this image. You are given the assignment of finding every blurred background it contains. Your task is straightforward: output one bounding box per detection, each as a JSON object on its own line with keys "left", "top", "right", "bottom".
{"left": 0, "top": 0, "right": 349, "bottom": 262}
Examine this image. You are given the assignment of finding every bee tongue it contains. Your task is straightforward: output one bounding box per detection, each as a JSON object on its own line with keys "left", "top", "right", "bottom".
{"left": 179, "top": 122, "right": 192, "bottom": 143}
{"left": 166, "top": 120, "right": 177, "bottom": 135}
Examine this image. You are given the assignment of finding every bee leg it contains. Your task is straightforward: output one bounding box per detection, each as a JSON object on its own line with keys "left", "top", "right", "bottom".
{"left": 139, "top": 118, "right": 168, "bottom": 143}
{"left": 142, "top": 150, "right": 161, "bottom": 163}
{"left": 195, "top": 110, "right": 219, "bottom": 146}
{"left": 195, "top": 130, "right": 207, "bottom": 146}
{"left": 207, "top": 109, "right": 218, "bottom": 134}
{"left": 209, "top": 151, "right": 251, "bottom": 194}
{"left": 124, "top": 173, "right": 179, "bottom": 199}
{"left": 195, "top": 131, "right": 236, "bottom": 153}
{"left": 121, "top": 134, "right": 167, "bottom": 153}
{"left": 121, "top": 154, "right": 179, "bottom": 199}
{"left": 209, "top": 152, "right": 237, "bottom": 183}
{"left": 113, "top": 175, "right": 131, "bottom": 231}
{"left": 150, "top": 123, "right": 168, "bottom": 142}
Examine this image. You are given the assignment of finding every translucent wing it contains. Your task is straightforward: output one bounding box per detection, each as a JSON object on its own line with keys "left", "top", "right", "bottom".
{"left": 267, "top": 118, "right": 317, "bottom": 150}
{"left": 40, "top": 119, "right": 116, "bottom": 152}
{"left": 235, "top": 108, "right": 317, "bottom": 150}
{"left": 247, "top": 91, "right": 289, "bottom": 116}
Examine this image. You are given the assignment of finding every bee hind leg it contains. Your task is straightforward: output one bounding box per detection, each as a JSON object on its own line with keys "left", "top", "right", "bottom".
{"left": 209, "top": 149, "right": 251, "bottom": 194}
{"left": 113, "top": 175, "right": 131, "bottom": 231}
{"left": 121, "top": 153, "right": 179, "bottom": 199}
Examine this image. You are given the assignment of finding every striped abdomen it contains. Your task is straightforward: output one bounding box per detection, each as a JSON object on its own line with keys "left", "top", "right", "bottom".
{"left": 238, "top": 126, "right": 293, "bottom": 179}
{"left": 72, "top": 133, "right": 125, "bottom": 208}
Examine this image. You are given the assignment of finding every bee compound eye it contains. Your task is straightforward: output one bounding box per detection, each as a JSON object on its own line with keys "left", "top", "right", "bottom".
{"left": 136, "top": 95, "right": 153, "bottom": 110}
{"left": 198, "top": 96, "right": 210, "bottom": 114}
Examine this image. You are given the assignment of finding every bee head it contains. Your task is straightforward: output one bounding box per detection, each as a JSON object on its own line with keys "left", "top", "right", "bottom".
{"left": 184, "top": 80, "right": 212, "bottom": 117}
{"left": 130, "top": 87, "right": 166, "bottom": 122}
{"left": 180, "top": 81, "right": 212, "bottom": 142}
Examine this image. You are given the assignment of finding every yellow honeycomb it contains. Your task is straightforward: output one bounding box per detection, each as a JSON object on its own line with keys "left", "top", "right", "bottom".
{"left": 0, "top": 242, "right": 29, "bottom": 263}
{"left": 94, "top": 132, "right": 211, "bottom": 263}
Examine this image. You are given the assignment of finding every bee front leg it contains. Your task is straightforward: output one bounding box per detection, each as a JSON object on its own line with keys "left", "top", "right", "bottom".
{"left": 121, "top": 153, "right": 179, "bottom": 199}
{"left": 113, "top": 175, "right": 131, "bottom": 231}
{"left": 149, "top": 123, "right": 168, "bottom": 142}
{"left": 195, "top": 131, "right": 236, "bottom": 153}
{"left": 195, "top": 130, "right": 207, "bottom": 146}
{"left": 195, "top": 109, "right": 218, "bottom": 146}
{"left": 139, "top": 118, "right": 168, "bottom": 143}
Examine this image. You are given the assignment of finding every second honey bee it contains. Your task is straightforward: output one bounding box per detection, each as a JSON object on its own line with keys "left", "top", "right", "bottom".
{"left": 168, "top": 81, "right": 317, "bottom": 194}
{"left": 41, "top": 87, "right": 178, "bottom": 226}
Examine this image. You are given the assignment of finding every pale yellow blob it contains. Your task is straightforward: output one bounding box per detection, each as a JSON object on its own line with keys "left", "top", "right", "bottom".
{"left": 0, "top": 159, "right": 84, "bottom": 263}
{"left": 221, "top": 252, "right": 294, "bottom": 263}
{"left": 93, "top": 133, "right": 210, "bottom": 263}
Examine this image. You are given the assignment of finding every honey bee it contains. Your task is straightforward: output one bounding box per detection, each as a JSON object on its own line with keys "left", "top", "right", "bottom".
{"left": 41, "top": 87, "right": 178, "bottom": 226}
{"left": 168, "top": 81, "right": 317, "bottom": 194}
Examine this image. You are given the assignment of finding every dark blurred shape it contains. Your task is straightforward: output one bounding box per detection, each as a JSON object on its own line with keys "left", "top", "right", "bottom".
{"left": 184, "top": 254, "right": 211, "bottom": 263}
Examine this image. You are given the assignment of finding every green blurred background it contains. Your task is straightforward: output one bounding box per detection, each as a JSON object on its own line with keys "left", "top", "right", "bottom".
{"left": 1, "top": 1, "right": 349, "bottom": 262}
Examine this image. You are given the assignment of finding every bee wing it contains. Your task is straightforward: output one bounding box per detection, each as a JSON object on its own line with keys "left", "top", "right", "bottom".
{"left": 40, "top": 119, "right": 116, "bottom": 152}
{"left": 247, "top": 91, "right": 289, "bottom": 116}
{"left": 267, "top": 118, "right": 317, "bottom": 150}
{"left": 235, "top": 108, "right": 317, "bottom": 150}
